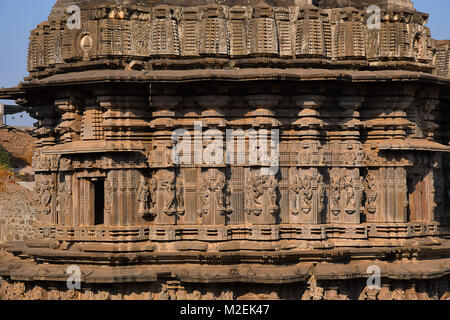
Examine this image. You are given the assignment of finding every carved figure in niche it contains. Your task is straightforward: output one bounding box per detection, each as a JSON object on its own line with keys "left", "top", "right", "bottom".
{"left": 176, "top": 178, "right": 185, "bottom": 215}
{"left": 225, "top": 183, "right": 232, "bottom": 210}
{"left": 148, "top": 177, "right": 158, "bottom": 216}
{"left": 149, "top": 143, "right": 174, "bottom": 167}
{"left": 290, "top": 171, "right": 312, "bottom": 215}
{"left": 33, "top": 155, "right": 52, "bottom": 171}
{"left": 59, "top": 157, "right": 72, "bottom": 171}
{"left": 413, "top": 32, "right": 427, "bottom": 60}
{"left": 365, "top": 174, "right": 378, "bottom": 214}
{"left": 363, "top": 149, "right": 379, "bottom": 166}
{"left": 290, "top": 175, "right": 301, "bottom": 215}
{"left": 292, "top": 170, "right": 325, "bottom": 216}
{"left": 245, "top": 169, "right": 279, "bottom": 216}
{"left": 166, "top": 143, "right": 174, "bottom": 166}
{"left": 245, "top": 170, "right": 264, "bottom": 216}
{"left": 63, "top": 182, "right": 71, "bottom": 214}
{"left": 41, "top": 179, "right": 54, "bottom": 215}
{"left": 161, "top": 172, "right": 176, "bottom": 216}
{"left": 266, "top": 175, "right": 279, "bottom": 213}
{"left": 301, "top": 176, "right": 313, "bottom": 215}
{"left": 343, "top": 150, "right": 358, "bottom": 166}
{"left": 318, "top": 174, "right": 326, "bottom": 214}
{"left": 343, "top": 175, "right": 356, "bottom": 214}
{"left": 56, "top": 183, "right": 63, "bottom": 215}
{"left": 149, "top": 170, "right": 177, "bottom": 216}
{"left": 138, "top": 182, "right": 152, "bottom": 217}
{"left": 197, "top": 169, "right": 231, "bottom": 217}
{"left": 57, "top": 181, "right": 71, "bottom": 216}
{"left": 330, "top": 174, "right": 341, "bottom": 216}
{"left": 198, "top": 179, "right": 211, "bottom": 217}
{"left": 105, "top": 180, "right": 113, "bottom": 216}
{"left": 299, "top": 150, "right": 311, "bottom": 165}
{"left": 34, "top": 181, "right": 43, "bottom": 212}
{"left": 213, "top": 174, "right": 226, "bottom": 213}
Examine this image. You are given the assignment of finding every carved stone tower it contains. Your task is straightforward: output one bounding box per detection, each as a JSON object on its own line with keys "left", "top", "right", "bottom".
{"left": 0, "top": 0, "right": 449, "bottom": 300}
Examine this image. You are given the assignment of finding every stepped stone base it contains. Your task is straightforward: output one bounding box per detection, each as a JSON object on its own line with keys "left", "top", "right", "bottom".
{"left": 1, "top": 239, "right": 449, "bottom": 300}
{"left": 1, "top": 271, "right": 449, "bottom": 300}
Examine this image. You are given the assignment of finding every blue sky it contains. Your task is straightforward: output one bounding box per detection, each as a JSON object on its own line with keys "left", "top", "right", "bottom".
{"left": 1, "top": 0, "right": 450, "bottom": 126}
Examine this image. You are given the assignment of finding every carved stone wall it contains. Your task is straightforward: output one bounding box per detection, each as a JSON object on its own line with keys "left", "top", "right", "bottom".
{"left": 27, "top": 1, "right": 439, "bottom": 76}
{"left": 20, "top": 79, "right": 449, "bottom": 242}
{"left": 0, "top": 276, "right": 448, "bottom": 300}
{"left": 1, "top": 0, "right": 449, "bottom": 301}
{"left": 436, "top": 40, "right": 450, "bottom": 77}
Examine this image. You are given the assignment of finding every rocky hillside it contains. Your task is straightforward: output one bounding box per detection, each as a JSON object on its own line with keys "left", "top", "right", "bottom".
{"left": 0, "top": 126, "right": 35, "bottom": 168}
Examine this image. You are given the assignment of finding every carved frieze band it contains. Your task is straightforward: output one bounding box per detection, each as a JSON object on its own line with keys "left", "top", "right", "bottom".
{"left": 28, "top": 4, "right": 436, "bottom": 73}
{"left": 42, "top": 222, "right": 440, "bottom": 242}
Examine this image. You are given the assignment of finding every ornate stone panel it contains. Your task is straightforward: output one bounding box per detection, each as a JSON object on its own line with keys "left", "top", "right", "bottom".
{"left": 198, "top": 168, "right": 232, "bottom": 226}
{"left": 289, "top": 168, "right": 325, "bottom": 224}
{"left": 245, "top": 168, "right": 279, "bottom": 225}
{"left": 328, "top": 168, "right": 363, "bottom": 224}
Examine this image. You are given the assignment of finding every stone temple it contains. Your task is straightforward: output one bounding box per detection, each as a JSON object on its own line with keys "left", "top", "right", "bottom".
{"left": 0, "top": 0, "right": 449, "bottom": 300}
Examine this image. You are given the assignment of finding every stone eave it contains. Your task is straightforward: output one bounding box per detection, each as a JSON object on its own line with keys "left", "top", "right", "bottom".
{"left": 377, "top": 139, "right": 450, "bottom": 152}
{"left": 18, "top": 69, "right": 450, "bottom": 88}
{"left": 2, "top": 239, "right": 450, "bottom": 283}
{"left": 40, "top": 140, "right": 145, "bottom": 156}
{"left": 0, "top": 86, "right": 26, "bottom": 100}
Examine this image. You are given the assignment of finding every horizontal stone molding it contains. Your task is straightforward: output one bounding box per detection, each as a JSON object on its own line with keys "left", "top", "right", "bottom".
{"left": 35, "top": 222, "right": 441, "bottom": 242}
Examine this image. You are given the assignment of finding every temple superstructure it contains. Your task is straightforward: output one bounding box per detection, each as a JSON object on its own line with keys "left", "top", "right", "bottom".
{"left": 0, "top": 0, "right": 449, "bottom": 300}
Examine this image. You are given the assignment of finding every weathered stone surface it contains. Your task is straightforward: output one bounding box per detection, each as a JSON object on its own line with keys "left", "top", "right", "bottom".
{"left": 0, "top": 184, "right": 37, "bottom": 242}
{"left": 23, "top": 0, "right": 441, "bottom": 77}
{"left": 0, "top": 276, "right": 448, "bottom": 300}
{"left": 0, "top": 0, "right": 449, "bottom": 300}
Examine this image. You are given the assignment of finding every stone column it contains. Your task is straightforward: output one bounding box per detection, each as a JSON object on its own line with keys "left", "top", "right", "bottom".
{"left": 244, "top": 94, "right": 281, "bottom": 225}
{"left": 0, "top": 103, "right": 4, "bottom": 126}
{"left": 149, "top": 95, "right": 180, "bottom": 226}
{"left": 290, "top": 94, "right": 326, "bottom": 225}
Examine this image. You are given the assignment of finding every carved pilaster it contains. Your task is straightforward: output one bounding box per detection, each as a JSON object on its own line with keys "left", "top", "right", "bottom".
{"left": 56, "top": 173, "right": 73, "bottom": 226}
{"left": 292, "top": 95, "right": 324, "bottom": 139}
{"left": 55, "top": 98, "right": 82, "bottom": 143}
{"left": 246, "top": 95, "right": 281, "bottom": 128}
{"left": 377, "top": 167, "right": 408, "bottom": 223}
